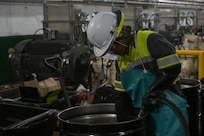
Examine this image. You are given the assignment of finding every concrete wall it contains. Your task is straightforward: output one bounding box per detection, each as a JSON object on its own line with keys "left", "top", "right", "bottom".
{"left": 0, "top": 3, "right": 43, "bottom": 37}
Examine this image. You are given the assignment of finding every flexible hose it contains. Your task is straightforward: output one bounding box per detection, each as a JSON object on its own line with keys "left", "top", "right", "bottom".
{"left": 159, "top": 98, "right": 190, "bottom": 136}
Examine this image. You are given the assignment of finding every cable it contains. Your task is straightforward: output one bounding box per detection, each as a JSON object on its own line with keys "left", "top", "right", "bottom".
{"left": 33, "top": 28, "right": 46, "bottom": 35}
{"left": 159, "top": 98, "right": 190, "bottom": 136}
{"left": 133, "top": 31, "right": 147, "bottom": 74}
{"left": 137, "top": 98, "right": 190, "bottom": 136}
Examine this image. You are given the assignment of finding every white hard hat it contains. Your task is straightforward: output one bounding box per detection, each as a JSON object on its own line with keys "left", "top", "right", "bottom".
{"left": 87, "top": 11, "right": 124, "bottom": 57}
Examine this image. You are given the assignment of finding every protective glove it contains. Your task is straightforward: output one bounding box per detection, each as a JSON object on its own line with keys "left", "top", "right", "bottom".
{"left": 142, "top": 91, "right": 160, "bottom": 112}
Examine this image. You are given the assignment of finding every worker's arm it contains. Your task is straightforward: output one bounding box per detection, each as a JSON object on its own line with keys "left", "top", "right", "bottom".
{"left": 143, "top": 33, "right": 181, "bottom": 111}
{"left": 148, "top": 32, "right": 181, "bottom": 91}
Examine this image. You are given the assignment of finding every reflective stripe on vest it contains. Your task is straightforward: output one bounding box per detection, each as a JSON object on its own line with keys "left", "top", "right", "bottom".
{"left": 126, "top": 56, "right": 154, "bottom": 71}
{"left": 115, "top": 80, "right": 125, "bottom": 92}
{"left": 157, "top": 54, "right": 180, "bottom": 69}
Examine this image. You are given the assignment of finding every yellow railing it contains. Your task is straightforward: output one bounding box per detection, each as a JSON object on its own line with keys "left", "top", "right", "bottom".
{"left": 176, "top": 50, "right": 204, "bottom": 80}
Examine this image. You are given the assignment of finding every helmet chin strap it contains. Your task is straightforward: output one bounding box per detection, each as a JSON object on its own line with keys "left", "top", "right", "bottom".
{"left": 114, "top": 40, "right": 128, "bottom": 47}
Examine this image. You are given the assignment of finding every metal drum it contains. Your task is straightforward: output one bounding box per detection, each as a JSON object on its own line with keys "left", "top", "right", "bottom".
{"left": 57, "top": 103, "right": 147, "bottom": 136}
{"left": 199, "top": 84, "right": 204, "bottom": 135}
{"left": 180, "top": 78, "right": 202, "bottom": 136}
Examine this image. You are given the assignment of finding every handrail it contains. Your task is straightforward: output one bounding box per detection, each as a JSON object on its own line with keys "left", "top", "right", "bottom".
{"left": 176, "top": 50, "right": 204, "bottom": 80}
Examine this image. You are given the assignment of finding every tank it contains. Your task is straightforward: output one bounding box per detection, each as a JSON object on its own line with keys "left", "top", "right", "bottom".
{"left": 57, "top": 103, "right": 147, "bottom": 136}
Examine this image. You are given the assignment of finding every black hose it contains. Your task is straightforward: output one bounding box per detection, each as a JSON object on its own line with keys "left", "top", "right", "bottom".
{"left": 58, "top": 77, "right": 71, "bottom": 108}
{"left": 159, "top": 98, "right": 190, "bottom": 136}
{"left": 44, "top": 55, "right": 71, "bottom": 108}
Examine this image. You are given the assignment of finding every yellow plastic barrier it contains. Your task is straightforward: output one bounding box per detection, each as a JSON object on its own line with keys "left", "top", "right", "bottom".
{"left": 176, "top": 50, "right": 204, "bottom": 80}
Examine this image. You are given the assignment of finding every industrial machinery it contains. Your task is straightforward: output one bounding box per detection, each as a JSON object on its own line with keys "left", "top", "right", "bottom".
{"left": 8, "top": 39, "right": 71, "bottom": 82}
{"left": 8, "top": 39, "right": 91, "bottom": 86}
{"left": 7, "top": 39, "right": 92, "bottom": 110}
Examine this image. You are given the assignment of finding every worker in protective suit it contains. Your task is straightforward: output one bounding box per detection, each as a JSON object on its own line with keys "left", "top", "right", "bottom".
{"left": 86, "top": 10, "right": 189, "bottom": 136}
